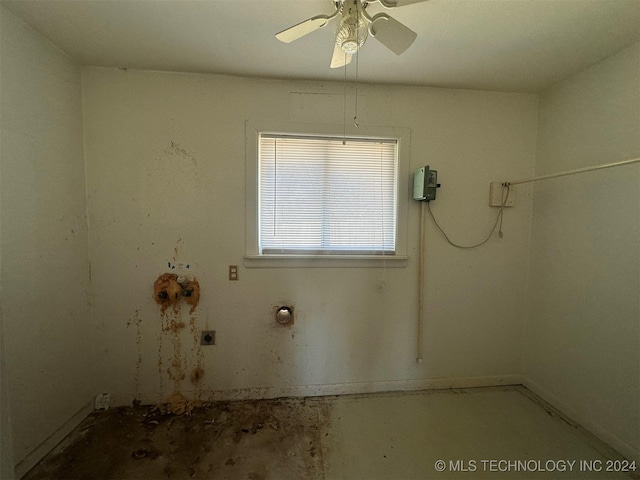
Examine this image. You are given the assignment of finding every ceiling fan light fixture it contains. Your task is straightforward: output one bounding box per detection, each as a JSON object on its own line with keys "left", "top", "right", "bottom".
{"left": 336, "top": 8, "right": 368, "bottom": 54}
{"left": 341, "top": 38, "right": 360, "bottom": 54}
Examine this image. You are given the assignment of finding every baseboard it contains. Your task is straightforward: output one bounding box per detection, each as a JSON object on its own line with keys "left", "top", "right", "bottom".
{"left": 14, "top": 401, "right": 93, "bottom": 479}
{"left": 523, "top": 377, "right": 639, "bottom": 464}
{"left": 110, "top": 373, "right": 524, "bottom": 407}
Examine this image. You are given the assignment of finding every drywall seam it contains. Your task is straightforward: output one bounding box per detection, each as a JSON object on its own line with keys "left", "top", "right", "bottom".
{"left": 13, "top": 401, "right": 93, "bottom": 479}
{"left": 523, "top": 377, "right": 639, "bottom": 464}
{"left": 108, "top": 374, "right": 524, "bottom": 407}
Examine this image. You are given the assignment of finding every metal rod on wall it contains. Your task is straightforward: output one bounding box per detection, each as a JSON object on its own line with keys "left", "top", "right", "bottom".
{"left": 504, "top": 156, "right": 640, "bottom": 186}
{"left": 417, "top": 201, "right": 426, "bottom": 364}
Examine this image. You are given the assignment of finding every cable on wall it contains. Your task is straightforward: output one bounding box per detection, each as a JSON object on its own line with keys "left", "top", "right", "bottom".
{"left": 416, "top": 183, "right": 508, "bottom": 363}
{"left": 427, "top": 184, "right": 510, "bottom": 249}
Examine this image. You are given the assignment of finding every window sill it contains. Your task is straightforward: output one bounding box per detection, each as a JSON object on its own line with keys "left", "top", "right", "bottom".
{"left": 244, "top": 255, "right": 409, "bottom": 269}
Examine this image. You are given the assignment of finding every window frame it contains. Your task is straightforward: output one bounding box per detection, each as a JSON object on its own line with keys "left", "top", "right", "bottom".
{"left": 245, "top": 120, "right": 409, "bottom": 268}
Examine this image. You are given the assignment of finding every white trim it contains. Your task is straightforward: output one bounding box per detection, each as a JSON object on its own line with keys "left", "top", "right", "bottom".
{"left": 244, "top": 254, "right": 408, "bottom": 268}
{"left": 109, "top": 374, "right": 522, "bottom": 407}
{"left": 523, "top": 377, "right": 639, "bottom": 464}
{"left": 245, "top": 120, "right": 410, "bottom": 267}
{"left": 14, "top": 401, "right": 93, "bottom": 479}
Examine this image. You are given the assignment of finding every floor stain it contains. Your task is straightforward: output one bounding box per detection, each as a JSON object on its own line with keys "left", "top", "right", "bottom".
{"left": 23, "top": 397, "right": 331, "bottom": 480}
{"left": 21, "top": 387, "right": 632, "bottom": 480}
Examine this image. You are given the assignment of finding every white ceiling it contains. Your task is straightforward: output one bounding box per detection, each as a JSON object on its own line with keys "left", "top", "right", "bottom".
{"left": 3, "top": 0, "right": 640, "bottom": 93}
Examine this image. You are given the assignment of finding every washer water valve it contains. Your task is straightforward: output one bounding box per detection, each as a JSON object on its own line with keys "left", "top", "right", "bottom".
{"left": 153, "top": 273, "right": 200, "bottom": 313}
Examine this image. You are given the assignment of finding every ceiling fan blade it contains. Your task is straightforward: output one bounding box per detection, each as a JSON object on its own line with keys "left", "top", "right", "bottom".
{"left": 276, "top": 15, "right": 331, "bottom": 43}
{"left": 369, "top": 14, "right": 417, "bottom": 55}
{"left": 330, "top": 43, "right": 353, "bottom": 69}
{"left": 378, "top": 0, "right": 431, "bottom": 7}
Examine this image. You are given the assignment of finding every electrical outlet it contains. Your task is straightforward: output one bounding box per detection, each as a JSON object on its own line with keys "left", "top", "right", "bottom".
{"left": 200, "top": 330, "right": 216, "bottom": 346}
{"left": 94, "top": 393, "right": 111, "bottom": 410}
{"left": 229, "top": 265, "right": 238, "bottom": 281}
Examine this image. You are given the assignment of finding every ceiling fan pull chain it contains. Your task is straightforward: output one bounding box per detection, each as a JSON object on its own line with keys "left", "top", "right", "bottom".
{"left": 343, "top": 51, "right": 348, "bottom": 145}
{"left": 353, "top": 59, "right": 359, "bottom": 127}
{"left": 354, "top": 0, "right": 360, "bottom": 128}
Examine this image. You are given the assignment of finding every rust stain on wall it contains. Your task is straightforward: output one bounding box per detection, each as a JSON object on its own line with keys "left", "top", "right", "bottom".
{"left": 152, "top": 265, "right": 204, "bottom": 415}
{"left": 183, "top": 279, "right": 200, "bottom": 314}
{"left": 153, "top": 273, "right": 182, "bottom": 312}
{"left": 189, "top": 311, "right": 205, "bottom": 400}
{"left": 126, "top": 310, "right": 143, "bottom": 400}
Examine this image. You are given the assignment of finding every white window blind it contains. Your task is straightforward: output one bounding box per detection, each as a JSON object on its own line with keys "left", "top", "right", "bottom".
{"left": 259, "top": 134, "right": 397, "bottom": 255}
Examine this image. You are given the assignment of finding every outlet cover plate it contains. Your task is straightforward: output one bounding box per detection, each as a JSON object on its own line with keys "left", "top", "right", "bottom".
{"left": 229, "top": 265, "right": 238, "bottom": 281}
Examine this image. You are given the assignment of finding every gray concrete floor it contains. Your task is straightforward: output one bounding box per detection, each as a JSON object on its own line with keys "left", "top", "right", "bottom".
{"left": 23, "top": 386, "right": 637, "bottom": 480}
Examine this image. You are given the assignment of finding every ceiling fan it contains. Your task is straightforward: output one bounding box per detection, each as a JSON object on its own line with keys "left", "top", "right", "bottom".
{"left": 276, "top": 0, "right": 430, "bottom": 68}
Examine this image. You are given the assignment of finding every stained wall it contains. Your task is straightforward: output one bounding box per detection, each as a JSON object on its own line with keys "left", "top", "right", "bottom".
{"left": 81, "top": 67, "right": 537, "bottom": 405}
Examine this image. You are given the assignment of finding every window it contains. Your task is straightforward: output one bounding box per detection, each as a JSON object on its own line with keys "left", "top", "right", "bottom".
{"left": 258, "top": 134, "right": 397, "bottom": 255}
{"left": 245, "top": 120, "right": 409, "bottom": 267}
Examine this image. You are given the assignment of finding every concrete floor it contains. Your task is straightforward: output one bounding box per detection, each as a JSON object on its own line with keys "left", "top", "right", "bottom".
{"left": 24, "top": 386, "right": 637, "bottom": 480}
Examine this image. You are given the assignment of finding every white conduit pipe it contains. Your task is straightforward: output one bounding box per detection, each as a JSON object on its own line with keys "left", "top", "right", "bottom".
{"left": 417, "top": 201, "right": 426, "bottom": 364}
{"left": 504, "top": 156, "right": 640, "bottom": 186}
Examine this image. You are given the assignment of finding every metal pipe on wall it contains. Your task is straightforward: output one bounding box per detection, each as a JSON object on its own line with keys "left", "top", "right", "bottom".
{"left": 504, "top": 156, "right": 640, "bottom": 186}
{"left": 417, "top": 201, "right": 426, "bottom": 364}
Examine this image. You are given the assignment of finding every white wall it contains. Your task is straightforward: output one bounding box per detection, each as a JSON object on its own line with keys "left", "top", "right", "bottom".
{"left": 524, "top": 42, "right": 640, "bottom": 462}
{"left": 81, "top": 67, "right": 537, "bottom": 405}
{"left": 0, "top": 6, "right": 94, "bottom": 476}
{"left": 0, "top": 342, "right": 14, "bottom": 480}
{"left": 0, "top": 11, "right": 16, "bottom": 477}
